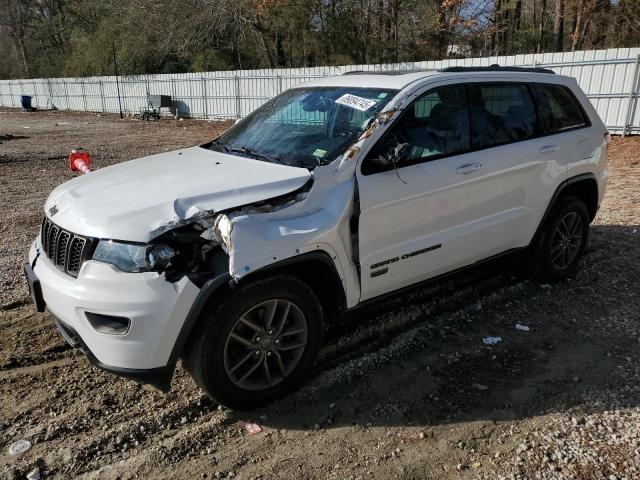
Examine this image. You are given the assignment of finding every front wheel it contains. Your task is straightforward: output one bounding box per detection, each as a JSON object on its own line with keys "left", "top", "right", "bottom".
{"left": 183, "top": 275, "right": 324, "bottom": 410}
{"left": 529, "top": 196, "right": 590, "bottom": 282}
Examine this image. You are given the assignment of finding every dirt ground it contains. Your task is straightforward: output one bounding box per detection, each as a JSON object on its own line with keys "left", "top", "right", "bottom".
{"left": 1, "top": 107, "right": 639, "bottom": 480}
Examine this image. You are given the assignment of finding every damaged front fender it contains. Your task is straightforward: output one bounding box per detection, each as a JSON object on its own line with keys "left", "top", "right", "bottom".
{"left": 205, "top": 164, "right": 360, "bottom": 307}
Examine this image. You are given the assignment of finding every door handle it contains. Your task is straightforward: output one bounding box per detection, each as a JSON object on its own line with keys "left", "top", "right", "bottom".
{"left": 456, "top": 163, "right": 482, "bottom": 174}
{"left": 539, "top": 144, "right": 560, "bottom": 154}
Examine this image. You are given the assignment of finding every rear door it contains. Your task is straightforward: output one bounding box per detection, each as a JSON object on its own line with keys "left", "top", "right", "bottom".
{"left": 530, "top": 82, "right": 597, "bottom": 171}
{"left": 466, "top": 83, "right": 567, "bottom": 247}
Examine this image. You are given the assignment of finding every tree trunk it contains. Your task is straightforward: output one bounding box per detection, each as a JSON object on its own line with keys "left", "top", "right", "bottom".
{"left": 572, "top": 0, "right": 584, "bottom": 51}
{"left": 537, "top": 0, "right": 547, "bottom": 52}
{"left": 489, "top": 0, "right": 502, "bottom": 55}
{"left": 553, "top": 0, "right": 565, "bottom": 52}
{"left": 511, "top": 0, "right": 522, "bottom": 54}
{"left": 13, "top": 32, "right": 30, "bottom": 77}
{"left": 437, "top": 0, "right": 448, "bottom": 57}
{"left": 393, "top": 0, "right": 399, "bottom": 63}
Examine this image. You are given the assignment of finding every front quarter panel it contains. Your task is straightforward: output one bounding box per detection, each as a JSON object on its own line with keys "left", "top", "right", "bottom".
{"left": 223, "top": 164, "right": 361, "bottom": 308}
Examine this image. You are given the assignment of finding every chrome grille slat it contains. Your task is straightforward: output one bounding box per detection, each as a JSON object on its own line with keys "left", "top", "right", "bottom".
{"left": 67, "top": 237, "right": 86, "bottom": 275}
{"left": 56, "top": 231, "right": 71, "bottom": 270}
{"left": 47, "top": 225, "right": 59, "bottom": 260}
{"left": 40, "top": 217, "right": 92, "bottom": 278}
{"left": 41, "top": 218, "right": 50, "bottom": 252}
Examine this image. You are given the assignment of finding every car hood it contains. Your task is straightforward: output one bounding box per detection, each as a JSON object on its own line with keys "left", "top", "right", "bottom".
{"left": 44, "top": 147, "right": 311, "bottom": 242}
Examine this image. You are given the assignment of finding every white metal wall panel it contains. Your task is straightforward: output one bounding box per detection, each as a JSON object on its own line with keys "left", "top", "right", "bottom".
{"left": 1, "top": 48, "right": 639, "bottom": 133}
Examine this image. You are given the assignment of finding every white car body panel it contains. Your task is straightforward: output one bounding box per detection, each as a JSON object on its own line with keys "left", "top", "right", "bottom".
{"left": 356, "top": 141, "right": 565, "bottom": 299}
{"left": 222, "top": 163, "right": 362, "bottom": 308}
{"left": 44, "top": 147, "right": 311, "bottom": 242}
{"left": 29, "top": 239, "right": 200, "bottom": 369}
{"left": 28, "top": 69, "right": 608, "bottom": 375}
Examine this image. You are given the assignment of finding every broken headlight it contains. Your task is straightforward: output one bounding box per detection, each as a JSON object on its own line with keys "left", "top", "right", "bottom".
{"left": 92, "top": 240, "right": 174, "bottom": 273}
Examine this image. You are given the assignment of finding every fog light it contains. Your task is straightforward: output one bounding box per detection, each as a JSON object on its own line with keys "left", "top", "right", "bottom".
{"left": 85, "top": 312, "right": 131, "bottom": 335}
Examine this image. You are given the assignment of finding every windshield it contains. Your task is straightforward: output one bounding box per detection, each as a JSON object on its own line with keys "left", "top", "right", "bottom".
{"left": 210, "top": 86, "right": 397, "bottom": 168}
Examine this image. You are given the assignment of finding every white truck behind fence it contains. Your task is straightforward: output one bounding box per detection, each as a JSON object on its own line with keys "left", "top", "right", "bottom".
{"left": 1, "top": 47, "right": 639, "bottom": 135}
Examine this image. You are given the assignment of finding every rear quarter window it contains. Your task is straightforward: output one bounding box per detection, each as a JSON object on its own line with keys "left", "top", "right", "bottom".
{"left": 531, "top": 84, "right": 589, "bottom": 134}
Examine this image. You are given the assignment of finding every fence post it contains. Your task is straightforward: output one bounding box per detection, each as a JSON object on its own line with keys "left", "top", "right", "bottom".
{"left": 276, "top": 74, "right": 282, "bottom": 94}
{"left": 32, "top": 80, "right": 38, "bottom": 108}
{"left": 8, "top": 81, "right": 14, "bottom": 107}
{"left": 47, "top": 79, "right": 54, "bottom": 110}
{"left": 201, "top": 77, "right": 208, "bottom": 119}
{"left": 18, "top": 81, "right": 25, "bottom": 107}
{"left": 234, "top": 74, "right": 241, "bottom": 119}
{"left": 622, "top": 53, "right": 640, "bottom": 137}
{"left": 81, "top": 80, "right": 87, "bottom": 111}
{"left": 121, "top": 80, "right": 127, "bottom": 115}
{"left": 63, "top": 79, "right": 70, "bottom": 110}
{"left": 171, "top": 78, "right": 177, "bottom": 118}
{"left": 99, "top": 80, "right": 106, "bottom": 112}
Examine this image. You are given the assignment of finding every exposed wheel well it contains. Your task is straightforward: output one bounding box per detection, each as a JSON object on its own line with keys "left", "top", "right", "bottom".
{"left": 240, "top": 253, "right": 346, "bottom": 324}
{"left": 561, "top": 177, "right": 599, "bottom": 221}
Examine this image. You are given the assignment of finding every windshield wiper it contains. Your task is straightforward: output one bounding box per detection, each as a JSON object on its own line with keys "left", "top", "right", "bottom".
{"left": 227, "top": 146, "right": 281, "bottom": 164}
{"left": 209, "top": 139, "right": 229, "bottom": 153}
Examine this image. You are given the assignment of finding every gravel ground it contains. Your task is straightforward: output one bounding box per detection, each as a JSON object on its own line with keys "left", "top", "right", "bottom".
{"left": 0, "top": 108, "right": 639, "bottom": 480}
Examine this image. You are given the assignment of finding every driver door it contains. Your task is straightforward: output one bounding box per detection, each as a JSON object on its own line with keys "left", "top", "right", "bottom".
{"left": 356, "top": 84, "right": 525, "bottom": 301}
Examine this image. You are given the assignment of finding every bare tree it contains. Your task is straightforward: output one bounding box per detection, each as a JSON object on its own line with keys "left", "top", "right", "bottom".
{"left": 553, "top": 0, "right": 564, "bottom": 51}
{"left": 0, "top": 0, "right": 33, "bottom": 76}
{"left": 537, "top": 0, "right": 547, "bottom": 52}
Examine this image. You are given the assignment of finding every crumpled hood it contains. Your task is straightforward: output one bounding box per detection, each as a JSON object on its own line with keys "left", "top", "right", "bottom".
{"left": 44, "top": 147, "right": 311, "bottom": 242}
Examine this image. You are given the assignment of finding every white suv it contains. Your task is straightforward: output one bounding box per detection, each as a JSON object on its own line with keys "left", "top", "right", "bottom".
{"left": 25, "top": 66, "right": 608, "bottom": 410}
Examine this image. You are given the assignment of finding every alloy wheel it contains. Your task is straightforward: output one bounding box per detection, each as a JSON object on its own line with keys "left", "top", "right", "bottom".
{"left": 550, "top": 211, "right": 584, "bottom": 270}
{"left": 223, "top": 299, "right": 308, "bottom": 391}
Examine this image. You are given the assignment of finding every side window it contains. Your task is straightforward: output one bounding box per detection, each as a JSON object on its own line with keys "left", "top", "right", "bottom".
{"left": 469, "top": 84, "right": 537, "bottom": 149}
{"left": 413, "top": 91, "right": 442, "bottom": 119}
{"left": 532, "top": 84, "right": 588, "bottom": 133}
{"left": 362, "top": 85, "right": 470, "bottom": 174}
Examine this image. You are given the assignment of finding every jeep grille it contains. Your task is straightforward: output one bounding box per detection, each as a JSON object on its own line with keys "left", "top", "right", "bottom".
{"left": 41, "top": 217, "right": 93, "bottom": 277}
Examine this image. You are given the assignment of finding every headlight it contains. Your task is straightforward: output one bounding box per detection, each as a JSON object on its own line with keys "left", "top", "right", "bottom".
{"left": 92, "top": 240, "right": 174, "bottom": 273}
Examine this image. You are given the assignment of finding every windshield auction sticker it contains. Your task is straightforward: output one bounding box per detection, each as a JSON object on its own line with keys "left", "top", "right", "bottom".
{"left": 335, "top": 94, "right": 377, "bottom": 111}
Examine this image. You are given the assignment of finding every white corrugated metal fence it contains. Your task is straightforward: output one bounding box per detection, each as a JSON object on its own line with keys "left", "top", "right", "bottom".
{"left": 1, "top": 47, "right": 639, "bottom": 134}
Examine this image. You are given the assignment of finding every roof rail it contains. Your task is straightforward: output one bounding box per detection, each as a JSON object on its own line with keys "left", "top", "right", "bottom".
{"left": 439, "top": 64, "right": 555, "bottom": 75}
{"left": 341, "top": 68, "right": 432, "bottom": 76}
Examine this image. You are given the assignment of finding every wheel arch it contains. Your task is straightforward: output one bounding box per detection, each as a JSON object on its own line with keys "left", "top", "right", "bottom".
{"left": 560, "top": 174, "right": 599, "bottom": 221}
{"left": 240, "top": 251, "right": 347, "bottom": 324}
{"left": 532, "top": 172, "right": 599, "bottom": 245}
{"left": 169, "top": 251, "right": 346, "bottom": 366}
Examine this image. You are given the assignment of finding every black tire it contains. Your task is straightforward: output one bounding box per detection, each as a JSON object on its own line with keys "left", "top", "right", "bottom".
{"left": 183, "top": 275, "right": 324, "bottom": 410}
{"left": 529, "top": 195, "right": 590, "bottom": 282}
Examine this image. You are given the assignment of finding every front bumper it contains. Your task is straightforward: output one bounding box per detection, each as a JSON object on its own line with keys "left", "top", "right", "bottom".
{"left": 53, "top": 317, "right": 175, "bottom": 391}
{"left": 28, "top": 238, "right": 200, "bottom": 384}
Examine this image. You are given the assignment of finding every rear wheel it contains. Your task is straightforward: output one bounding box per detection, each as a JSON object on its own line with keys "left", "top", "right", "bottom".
{"left": 530, "top": 195, "right": 590, "bottom": 281}
{"left": 183, "top": 275, "right": 323, "bottom": 410}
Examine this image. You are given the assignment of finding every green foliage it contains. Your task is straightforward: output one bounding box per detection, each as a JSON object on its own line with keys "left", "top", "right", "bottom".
{"left": 0, "top": 0, "right": 639, "bottom": 80}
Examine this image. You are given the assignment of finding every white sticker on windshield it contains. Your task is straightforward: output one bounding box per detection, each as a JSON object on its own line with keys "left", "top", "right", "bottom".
{"left": 335, "top": 94, "right": 377, "bottom": 111}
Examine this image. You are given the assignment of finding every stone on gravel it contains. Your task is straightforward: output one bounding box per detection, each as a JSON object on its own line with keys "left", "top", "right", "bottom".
{"left": 26, "top": 467, "right": 41, "bottom": 480}
{"left": 8, "top": 439, "right": 32, "bottom": 456}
